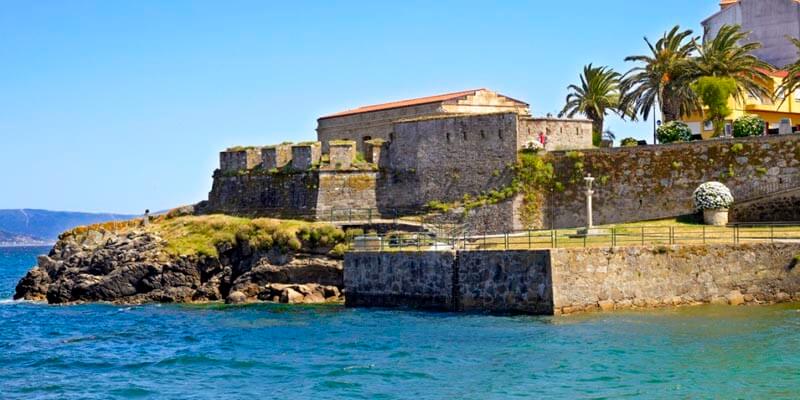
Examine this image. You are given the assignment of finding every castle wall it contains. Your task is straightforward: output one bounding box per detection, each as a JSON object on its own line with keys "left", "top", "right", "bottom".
{"left": 316, "top": 171, "right": 378, "bottom": 215}
{"left": 380, "top": 113, "right": 519, "bottom": 211}
{"left": 317, "top": 103, "right": 444, "bottom": 153}
{"left": 262, "top": 145, "right": 292, "bottom": 170}
{"left": 220, "top": 148, "right": 263, "bottom": 173}
{"left": 206, "top": 171, "right": 319, "bottom": 216}
{"left": 519, "top": 117, "right": 593, "bottom": 151}
{"left": 548, "top": 135, "right": 800, "bottom": 228}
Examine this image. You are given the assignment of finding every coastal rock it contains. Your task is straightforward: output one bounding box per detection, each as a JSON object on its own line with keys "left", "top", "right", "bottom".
{"left": 726, "top": 291, "right": 745, "bottom": 306}
{"left": 226, "top": 291, "right": 248, "bottom": 304}
{"left": 14, "top": 229, "right": 344, "bottom": 305}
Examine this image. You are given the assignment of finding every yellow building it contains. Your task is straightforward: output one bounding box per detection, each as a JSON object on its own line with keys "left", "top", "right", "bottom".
{"left": 682, "top": 70, "right": 800, "bottom": 139}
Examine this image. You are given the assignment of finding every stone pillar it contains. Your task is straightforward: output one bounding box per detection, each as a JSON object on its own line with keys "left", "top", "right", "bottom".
{"left": 365, "top": 138, "right": 387, "bottom": 166}
{"left": 584, "top": 174, "right": 595, "bottom": 230}
{"left": 291, "top": 142, "right": 321, "bottom": 170}
{"left": 329, "top": 140, "right": 357, "bottom": 169}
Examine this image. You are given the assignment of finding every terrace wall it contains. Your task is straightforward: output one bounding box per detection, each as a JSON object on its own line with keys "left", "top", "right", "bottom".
{"left": 548, "top": 135, "right": 800, "bottom": 229}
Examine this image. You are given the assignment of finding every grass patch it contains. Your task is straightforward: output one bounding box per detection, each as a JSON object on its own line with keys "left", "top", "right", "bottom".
{"left": 149, "top": 215, "right": 345, "bottom": 257}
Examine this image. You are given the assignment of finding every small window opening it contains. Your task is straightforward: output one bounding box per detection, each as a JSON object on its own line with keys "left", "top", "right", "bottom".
{"left": 446, "top": 132, "right": 451, "bottom": 142}
{"left": 498, "top": 129, "right": 503, "bottom": 140}
{"left": 480, "top": 130, "right": 486, "bottom": 139}
{"left": 462, "top": 131, "right": 467, "bottom": 141}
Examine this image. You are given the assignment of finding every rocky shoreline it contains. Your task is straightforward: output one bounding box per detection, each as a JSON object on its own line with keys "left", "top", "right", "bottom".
{"left": 14, "top": 228, "right": 345, "bottom": 305}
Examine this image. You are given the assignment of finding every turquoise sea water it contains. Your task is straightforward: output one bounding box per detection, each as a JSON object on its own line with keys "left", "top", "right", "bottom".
{"left": 2, "top": 247, "right": 800, "bottom": 399}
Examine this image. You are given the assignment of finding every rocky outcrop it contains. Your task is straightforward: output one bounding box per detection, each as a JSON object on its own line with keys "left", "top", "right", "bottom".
{"left": 14, "top": 229, "right": 343, "bottom": 305}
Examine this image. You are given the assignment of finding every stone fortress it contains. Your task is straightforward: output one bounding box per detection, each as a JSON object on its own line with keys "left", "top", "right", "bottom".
{"left": 204, "top": 89, "right": 593, "bottom": 230}
{"left": 204, "top": 88, "right": 800, "bottom": 233}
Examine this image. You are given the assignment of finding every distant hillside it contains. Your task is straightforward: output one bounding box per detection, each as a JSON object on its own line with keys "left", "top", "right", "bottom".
{"left": 0, "top": 229, "right": 50, "bottom": 247}
{"left": 0, "top": 209, "right": 137, "bottom": 240}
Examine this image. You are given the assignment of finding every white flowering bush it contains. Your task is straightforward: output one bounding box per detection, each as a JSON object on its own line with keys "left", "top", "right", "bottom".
{"left": 693, "top": 182, "right": 734, "bottom": 211}
{"left": 523, "top": 140, "right": 544, "bottom": 152}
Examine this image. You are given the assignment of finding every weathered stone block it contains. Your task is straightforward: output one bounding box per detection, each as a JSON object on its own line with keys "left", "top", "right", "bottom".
{"left": 219, "top": 147, "right": 263, "bottom": 172}
{"left": 328, "top": 140, "right": 356, "bottom": 169}
{"left": 291, "top": 142, "right": 321, "bottom": 170}
{"left": 262, "top": 144, "right": 292, "bottom": 170}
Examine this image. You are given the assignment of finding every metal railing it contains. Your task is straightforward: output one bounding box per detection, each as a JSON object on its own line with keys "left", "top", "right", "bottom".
{"left": 348, "top": 223, "right": 800, "bottom": 252}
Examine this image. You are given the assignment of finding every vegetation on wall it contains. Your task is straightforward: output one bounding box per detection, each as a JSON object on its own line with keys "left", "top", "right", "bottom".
{"left": 426, "top": 149, "right": 561, "bottom": 227}
{"left": 620, "top": 137, "right": 639, "bottom": 147}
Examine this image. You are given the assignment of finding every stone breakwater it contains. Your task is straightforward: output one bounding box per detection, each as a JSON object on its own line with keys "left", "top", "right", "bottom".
{"left": 344, "top": 243, "right": 800, "bottom": 315}
{"left": 14, "top": 229, "right": 344, "bottom": 305}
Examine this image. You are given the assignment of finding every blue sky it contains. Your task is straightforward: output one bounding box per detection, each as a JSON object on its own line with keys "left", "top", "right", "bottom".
{"left": 0, "top": 0, "right": 720, "bottom": 213}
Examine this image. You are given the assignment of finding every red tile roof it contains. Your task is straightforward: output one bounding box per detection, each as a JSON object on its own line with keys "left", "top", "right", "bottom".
{"left": 318, "top": 89, "right": 527, "bottom": 120}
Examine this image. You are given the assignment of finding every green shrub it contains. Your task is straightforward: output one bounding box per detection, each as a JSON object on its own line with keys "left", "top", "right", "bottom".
{"left": 730, "top": 143, "right": 744, "bottom": 154}
{"left": 620, "top": 137, "right": 638, "bottom": 147}
{"left": 657, "top": 121, "right": 692, "bottom": 144}
{"left": 733, "top": 115, "right": 765, "bottom": 138}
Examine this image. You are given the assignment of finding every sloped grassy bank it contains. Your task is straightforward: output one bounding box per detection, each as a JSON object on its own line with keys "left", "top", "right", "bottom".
{"left": 14, "top": 214, "right": 349, "bottom": 305}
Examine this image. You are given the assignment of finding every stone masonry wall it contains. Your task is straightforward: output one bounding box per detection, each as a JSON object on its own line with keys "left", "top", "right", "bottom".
{"left": 220, "top": 148, "right": 263, "bottom": 173}
{"left": 549, "top": 243, "right": 800, "bottom": 314}
{"left": 317, "top": 103, "right": 444, "bottom": 153}
{"left": 262, "top": 145, "right": 292, "bottom": 170}
{"left": 291, "top": 143, "right": 321, "bottom": 170}
{"left": 731, "top": 188, "right": 800, "bottom": 222}
{"left": 206, "top": 171, "right": 319, "bottom": 216}
{"left": 380, "top": 113, "right": 519, "bottom": 211}
{"left": 344, "top": 251, "right": 455, "bottom": 309}
{"left": 458, "top": 250, "right": 553, "bottom": 314}
{"left": 549, "top": 135, "right": 800, "bottom": 228}
{"left": 316, "top": 171, "right": 378, "bottom": 216}
{"left": 345, "top": 243, "right": 800, "bottom": 315}
{"left": 519, "top": 117, "right": 594, "bottom": 151}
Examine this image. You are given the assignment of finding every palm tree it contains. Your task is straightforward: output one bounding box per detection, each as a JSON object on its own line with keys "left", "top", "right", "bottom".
{"left": 621, "top": 25, "right": 700, "bottom": 123}
{"left": 559, "top": 64, "right": 626, "bottom": 135}
{"left": 775, "top": 36, "right": 800, "bottom": 106}
{"left": 692, "top": 24, "right": 773, "bottom": 102}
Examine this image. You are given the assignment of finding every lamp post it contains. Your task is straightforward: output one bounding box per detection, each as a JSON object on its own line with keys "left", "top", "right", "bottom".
{"left": 584, "top": 174, "right": 595, "bottom": 232}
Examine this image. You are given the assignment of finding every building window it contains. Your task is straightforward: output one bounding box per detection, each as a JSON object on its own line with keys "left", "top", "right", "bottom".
{"left": 463, "top": 131, "right": 467, "bottom": 141}
{"left": 498, "top": 129, "right": 503, "bottom": 140}
{"left": 446, "top": 132, "right": 451, "bottom": 142}
{"left": 480, "top": 130, "right": 486, "bottom": 139}
{"left": 794, "top": 90, "right": 800, "bottom": 102}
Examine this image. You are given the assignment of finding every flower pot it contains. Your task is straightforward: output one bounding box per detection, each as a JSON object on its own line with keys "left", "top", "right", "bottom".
{"left": 703, "top": 208, "right": 729, "bottom": 226}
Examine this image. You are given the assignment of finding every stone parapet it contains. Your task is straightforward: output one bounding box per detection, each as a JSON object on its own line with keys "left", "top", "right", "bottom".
{"left": 291, "top": 142, "right": 321, "bottom": 170}
{"left": 220, "top": 147, "right": 263, "bottom": 172}
{"left": 328, "top": 140, "right": 356, "bottom": 169}
{"left": 262, "top": 144, "right": 292, "bottom": 170}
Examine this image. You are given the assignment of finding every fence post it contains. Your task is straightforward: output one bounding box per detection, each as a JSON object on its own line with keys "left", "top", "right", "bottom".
{"left": 771, "top": 225, "right": 774, "bottom": 243}
{"left": 505, "top": 232, "right": 509, "bottom": 250}
{"left": 330, "top": 209, "right": 334, "bottom": 223}
{"left": 528, "top": 229, "right": 532, "bottom": 249}
{"left": 611, "top": 227, "right": 616, "bottom": 247}
{"left": 641, "top": 227, "right": 645, "bottom": 246}
{"left": 368, "top": 208, "right": 372, "bottom": 224}
{"left": 550, "top": 229, "right": 555, "bottom": 248}
{"left": 702, "top": 226, "right": 706, "bottom": 244}
{"left": 670, "top": 227, "right": 674, "bottom": 245}
{"left": 583, "top": 231, "right": 587, "bottom": 248}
